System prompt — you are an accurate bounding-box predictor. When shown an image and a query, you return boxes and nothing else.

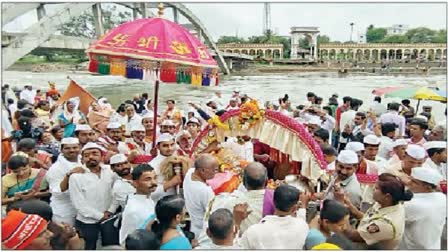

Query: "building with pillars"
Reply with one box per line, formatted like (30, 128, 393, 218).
(290, 26, 319, 60)
(318, 43, 447, 62)
(216, 43, 284, 59)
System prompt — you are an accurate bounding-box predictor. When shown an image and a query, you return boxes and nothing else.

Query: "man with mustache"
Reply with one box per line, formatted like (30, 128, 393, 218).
(126, 123, 152, 155)
(108, 154, 136, 214)
(119, 164, 158, 245)
(324, 150, 362, 209)
(68, 142, 115, 250)
(45, 137, 83, 226)
(98, 122, 128, 155)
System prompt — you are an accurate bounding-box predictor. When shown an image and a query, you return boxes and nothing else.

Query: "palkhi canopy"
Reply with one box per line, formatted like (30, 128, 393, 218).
(86, 4, 219, 148)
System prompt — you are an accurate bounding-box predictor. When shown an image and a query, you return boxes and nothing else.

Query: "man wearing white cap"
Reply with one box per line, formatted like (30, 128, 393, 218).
(323, 150, 362, 208)
(45, 137, 83, 226)
(176, 130, 192, 157)
(69, 142, 115, 250)
(399, 167, 446, 249)
(107, 153, 136, 214)
(98, 122, 128, 155)
(423, 141, 447, 178)
(226, 97, 239, 111)
(149, 133, 182, 203)
(160, 119, 177, 136)
(126, 123, 151, 155)
(74, 124, 96, 147)
(382, 144, 427, 185)
(363, 135, 387, 173)
(386, 139, 408, 167)
(186, 117, 201, 142)
(306, 116, 322, 134)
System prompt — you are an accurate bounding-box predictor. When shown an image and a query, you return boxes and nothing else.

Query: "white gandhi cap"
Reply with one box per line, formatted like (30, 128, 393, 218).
(345, 142, 365, 153)
(110, 154, 128, 165)
(363, 134, 380, 145)
(337, 150, 359, 164)
(75, 124, 92, 132)
(393, 139, 408, 148)
(81, 142, 106, 152)
(405, 144, 427, 160)
(423, 141, 446, 150)
(157, 133, 175, 144)
(411, 166, 443, 186)
(61, 137, 79, 145)
(107, 122, 121, 129)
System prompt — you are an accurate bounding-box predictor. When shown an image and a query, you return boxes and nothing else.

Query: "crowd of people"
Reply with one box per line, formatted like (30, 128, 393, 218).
(1, 82, 446, 250)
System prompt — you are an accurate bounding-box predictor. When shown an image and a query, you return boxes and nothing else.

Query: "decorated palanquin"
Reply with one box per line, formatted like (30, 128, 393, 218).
(190, 100, 328, 194)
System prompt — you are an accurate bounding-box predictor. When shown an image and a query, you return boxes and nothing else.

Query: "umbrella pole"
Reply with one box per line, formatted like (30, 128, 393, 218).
(416, 99, 421, 114)
(152, 68, 160, 149)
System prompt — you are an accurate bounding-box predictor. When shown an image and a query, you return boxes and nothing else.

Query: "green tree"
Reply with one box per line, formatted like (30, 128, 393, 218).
(381, 35, 409, 43)
(405, 27, 436, 43)
(432, 29, 447, 43)
(58, 5, 131, 39)
(299, 38, 310, 49)
(366, 25, 387, 43)
(317, 35, 330, 46)
(217, 36, 246, 44)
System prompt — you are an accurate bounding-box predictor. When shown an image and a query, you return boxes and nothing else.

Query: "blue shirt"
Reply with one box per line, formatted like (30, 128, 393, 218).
(304, 228, 327, 249)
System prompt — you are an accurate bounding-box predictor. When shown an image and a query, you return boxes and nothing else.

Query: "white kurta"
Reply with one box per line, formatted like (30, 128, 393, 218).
(45, 155, 82, 226)
(69, 165, 115, 224)
(183, 168, 215, 238)
(197, 189, 266, 247)
(221, 138, 254, 162)
(424, 158, 447, 178)
(238, 212, 309, 249)
(149, 154, 176, 203)
(400, 192, 447, 249)
(119, 194, 155, 245)
(108, 178, 136, 213)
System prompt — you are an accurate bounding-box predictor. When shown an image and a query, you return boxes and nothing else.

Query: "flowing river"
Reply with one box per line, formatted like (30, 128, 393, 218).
(3, 70, 446, 122)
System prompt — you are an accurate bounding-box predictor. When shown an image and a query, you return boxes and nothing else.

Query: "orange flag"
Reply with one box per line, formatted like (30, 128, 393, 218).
(57, 79, 97, 115)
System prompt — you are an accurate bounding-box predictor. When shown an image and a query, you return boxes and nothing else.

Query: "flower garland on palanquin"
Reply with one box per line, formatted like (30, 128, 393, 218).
(207, 100, 265, 131)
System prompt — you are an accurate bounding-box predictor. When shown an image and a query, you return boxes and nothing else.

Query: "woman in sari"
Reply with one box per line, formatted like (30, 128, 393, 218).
(2, 154, 49, 205)
(87, 101, 111, 134)
(58, 98, 86, 137)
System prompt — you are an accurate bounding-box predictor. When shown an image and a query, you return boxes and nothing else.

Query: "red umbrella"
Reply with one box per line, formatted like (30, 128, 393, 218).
(86, 4, 219, 148)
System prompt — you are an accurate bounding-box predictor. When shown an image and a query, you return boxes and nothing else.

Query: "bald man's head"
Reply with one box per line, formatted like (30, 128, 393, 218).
(243, 162, 268, 190)
(194, 154, 219, 180)
(207, 208, 234, 240)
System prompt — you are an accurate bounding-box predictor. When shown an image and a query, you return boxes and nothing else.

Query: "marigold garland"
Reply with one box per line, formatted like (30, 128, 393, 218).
(239, 100, 265, 130)
(207, 115, 230, 130)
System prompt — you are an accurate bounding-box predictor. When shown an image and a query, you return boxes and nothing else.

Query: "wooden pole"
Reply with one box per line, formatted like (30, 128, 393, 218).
(152, 68, 160, 149)
(416, 99, 421, 114)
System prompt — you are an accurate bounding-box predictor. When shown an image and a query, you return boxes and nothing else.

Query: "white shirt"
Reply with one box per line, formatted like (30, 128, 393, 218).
(148, 154, 176, 203)
(45, 155, 82, 222)
(108, 177, 136, 213)
(380, 111, 406, 136)
(400, 192, 447, 249)
(8, 103, 17, 118)
(119, 194, 155, 245)
(238, 213, 309, 249)
(339, 110, 356, 143)
(125, 114, 143, 134)
(69, 165, 115, 223)
(424, 158, 447, 178)
(195, 243, 241, 250)
(19, 89, 36, 104)
(110, 112, 128, 128)
(183, 168, 215, 238)
(221, 138, 254, 162)
(198, 189, 266, 247)
(378, 136, 395, 160)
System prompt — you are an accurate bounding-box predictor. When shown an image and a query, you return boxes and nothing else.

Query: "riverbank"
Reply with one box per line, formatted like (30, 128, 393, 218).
(7, 61, 447, 76)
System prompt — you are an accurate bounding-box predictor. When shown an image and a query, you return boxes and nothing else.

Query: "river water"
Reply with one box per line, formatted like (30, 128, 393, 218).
(3, 70, 447, 122)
